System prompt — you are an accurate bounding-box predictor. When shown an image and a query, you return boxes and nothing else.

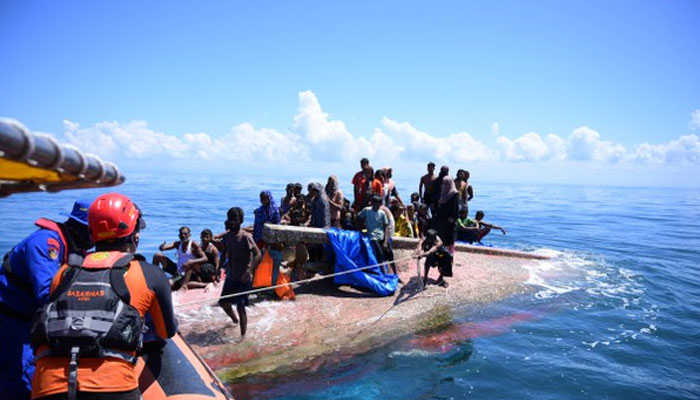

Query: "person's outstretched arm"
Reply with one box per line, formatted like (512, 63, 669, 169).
(158, 240, 178, 252)
(481, 221, 506, 234)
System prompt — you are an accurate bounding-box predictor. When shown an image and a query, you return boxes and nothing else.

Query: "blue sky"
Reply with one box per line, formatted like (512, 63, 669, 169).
(1, 1, 699, 186)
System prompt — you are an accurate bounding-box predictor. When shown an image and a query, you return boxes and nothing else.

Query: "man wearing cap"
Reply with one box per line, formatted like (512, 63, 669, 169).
(0, 200, 94, 400)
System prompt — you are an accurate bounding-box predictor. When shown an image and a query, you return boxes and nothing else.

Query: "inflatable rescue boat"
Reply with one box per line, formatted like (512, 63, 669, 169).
(0, 118, 235, 399)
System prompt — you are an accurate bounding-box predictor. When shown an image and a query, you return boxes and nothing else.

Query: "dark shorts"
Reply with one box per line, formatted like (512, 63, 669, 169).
(160, 256, 181, 278)
(369, 239, 385, 264)
(456, 229, 479, 244)
(193, 263, 216, 283)
(425, 247, 453, 277)
(219, 279, 251, 307)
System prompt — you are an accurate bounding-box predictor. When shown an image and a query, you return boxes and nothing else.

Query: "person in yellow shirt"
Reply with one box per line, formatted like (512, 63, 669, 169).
(390, 203, 414, 238)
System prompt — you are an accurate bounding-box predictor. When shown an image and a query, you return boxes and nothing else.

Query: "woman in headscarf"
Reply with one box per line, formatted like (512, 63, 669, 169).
(434, 176, 460, 253)
(253, 190, 280, 248)
(382, 166, 404, 206)
(306, 182, 330, 229)
(325, 175, 344, 228)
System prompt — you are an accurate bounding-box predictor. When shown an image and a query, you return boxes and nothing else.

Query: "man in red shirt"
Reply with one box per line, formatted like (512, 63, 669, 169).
(351, 158, 370, 212)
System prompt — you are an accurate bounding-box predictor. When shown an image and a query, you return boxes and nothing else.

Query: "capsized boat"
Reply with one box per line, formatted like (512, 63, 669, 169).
(0, 118, 234, 399)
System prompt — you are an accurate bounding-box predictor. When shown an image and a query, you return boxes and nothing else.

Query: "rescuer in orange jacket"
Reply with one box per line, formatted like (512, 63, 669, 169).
(31, 193, 178, 400)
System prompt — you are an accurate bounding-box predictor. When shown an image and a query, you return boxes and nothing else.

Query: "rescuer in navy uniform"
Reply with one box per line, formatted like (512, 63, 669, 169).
(0, 200, 94, 400)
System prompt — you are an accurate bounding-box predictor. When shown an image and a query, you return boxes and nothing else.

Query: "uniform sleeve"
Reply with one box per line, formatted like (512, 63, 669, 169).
(140, 261, 178, 338)
(25, 232, 63, 305)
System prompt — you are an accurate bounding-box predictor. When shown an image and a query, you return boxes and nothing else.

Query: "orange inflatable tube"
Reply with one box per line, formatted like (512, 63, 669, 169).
(136, 333, 234, 400)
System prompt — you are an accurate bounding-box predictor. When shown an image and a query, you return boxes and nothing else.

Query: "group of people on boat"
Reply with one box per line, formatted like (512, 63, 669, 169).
(248, 158, 506, 287)
(0, 158, 507, 400)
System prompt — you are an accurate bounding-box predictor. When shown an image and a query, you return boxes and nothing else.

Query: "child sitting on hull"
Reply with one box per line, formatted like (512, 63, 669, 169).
(456, 209, 507, 244)
(414, 228, 453, 288)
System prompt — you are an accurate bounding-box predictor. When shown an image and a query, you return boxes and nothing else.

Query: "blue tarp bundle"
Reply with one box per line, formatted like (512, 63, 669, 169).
(326, 228, 398, 296)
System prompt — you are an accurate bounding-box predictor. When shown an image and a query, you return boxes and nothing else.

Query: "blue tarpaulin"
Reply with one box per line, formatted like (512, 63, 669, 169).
(326, 228, 398, 296)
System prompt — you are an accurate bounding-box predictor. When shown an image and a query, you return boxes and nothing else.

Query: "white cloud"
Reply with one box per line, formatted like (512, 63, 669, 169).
(379, 118, 497, 163)
(292, 90, 373, 162)
(56, 91, 698, 169)
(690, 109, 700, 131)
(63, 120, 188, 160)
(184, 124, 308, 163)
(632, 134, 700, 165)
(497, 132, 567, 162)
(567, 127, 626, 163)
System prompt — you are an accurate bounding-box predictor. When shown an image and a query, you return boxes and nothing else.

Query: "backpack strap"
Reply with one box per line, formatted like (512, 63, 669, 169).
(109, 254, 135, 305)
(48, 267, 81, 303)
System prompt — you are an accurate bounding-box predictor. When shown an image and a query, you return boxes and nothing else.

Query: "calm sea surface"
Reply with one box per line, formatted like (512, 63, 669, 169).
(1, 172, 699, 399)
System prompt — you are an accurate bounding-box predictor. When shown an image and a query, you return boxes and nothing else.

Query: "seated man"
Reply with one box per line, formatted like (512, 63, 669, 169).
(152, 226, 207, 290)
(456, 209, 506, 244)
(181, 229, 220, 289)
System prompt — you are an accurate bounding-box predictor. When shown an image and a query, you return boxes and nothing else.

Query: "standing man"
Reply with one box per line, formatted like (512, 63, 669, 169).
(431, 165, 450, 216)
(357, 194, 391, 268)
(0, 200, 93, 400)
(419, 162, 437, 211)
(219, 207, 261, 338)
(30, 193, 178, 400)
(351, 157, 370, 212)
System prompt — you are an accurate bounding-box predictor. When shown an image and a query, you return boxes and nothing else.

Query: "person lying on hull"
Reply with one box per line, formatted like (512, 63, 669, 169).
(152, 226, 208, 290)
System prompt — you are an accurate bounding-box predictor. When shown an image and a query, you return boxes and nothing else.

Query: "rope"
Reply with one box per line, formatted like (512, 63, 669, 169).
(177, 255, 417, 308)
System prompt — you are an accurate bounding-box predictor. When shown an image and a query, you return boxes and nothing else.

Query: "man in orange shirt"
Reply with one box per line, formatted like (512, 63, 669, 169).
(31, 193, 177, 400)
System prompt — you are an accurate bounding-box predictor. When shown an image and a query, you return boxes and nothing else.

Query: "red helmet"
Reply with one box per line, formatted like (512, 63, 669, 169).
(88, 193, 144, 242)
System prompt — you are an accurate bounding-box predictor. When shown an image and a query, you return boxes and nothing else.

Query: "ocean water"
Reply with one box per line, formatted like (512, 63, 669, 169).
(1, 172, 699, 399)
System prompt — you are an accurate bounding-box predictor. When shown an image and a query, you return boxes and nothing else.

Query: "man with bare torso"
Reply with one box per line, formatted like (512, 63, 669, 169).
(419, 162, 438, 212)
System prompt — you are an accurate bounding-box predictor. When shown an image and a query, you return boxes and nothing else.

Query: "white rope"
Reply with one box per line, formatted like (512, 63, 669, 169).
(177, 255, 417, 308)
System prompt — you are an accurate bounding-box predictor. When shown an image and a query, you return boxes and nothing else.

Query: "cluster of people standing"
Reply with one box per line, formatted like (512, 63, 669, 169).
(250, 158, 506, 287)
